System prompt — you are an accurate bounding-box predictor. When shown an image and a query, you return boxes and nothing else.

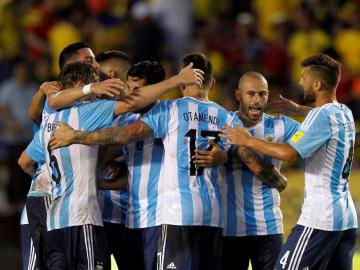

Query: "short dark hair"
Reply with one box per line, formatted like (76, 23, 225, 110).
(301, 54, 341, 90)
(127, 61, 165, 85)
(96, 50, 130, 64)
(181, 53, 213, 87)
(59, 42, 90, 71)
(59, 62, 99, 89)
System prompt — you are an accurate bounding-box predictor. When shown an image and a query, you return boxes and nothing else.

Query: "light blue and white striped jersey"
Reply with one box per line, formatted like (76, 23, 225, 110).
(26, 99, 54, 197)
(222, 113, 300, 236)
(43, 100, 117, 231)
(98, 111, 164, 229)
(289, 102, 358, 231)
(123, 112, 164, 228)
(32, 98, 53, 133)
(141, 97, 242, 227)
(98, 114, 130, 225)
(26, 132, 52, 197)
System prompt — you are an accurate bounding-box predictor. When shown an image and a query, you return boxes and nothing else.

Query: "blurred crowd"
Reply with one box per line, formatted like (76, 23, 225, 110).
(0, 0, 360, 241)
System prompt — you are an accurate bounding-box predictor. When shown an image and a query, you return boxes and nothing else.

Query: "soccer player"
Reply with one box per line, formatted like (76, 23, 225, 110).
(221, 54, 357, 270)
(44, 60, 203, 269)
(49, 53, 287, 270)
(19, 42, 121, 270)
(107, 61, 167, 270)
(95, 50, 131, 270)
(217, 72, 299, 270)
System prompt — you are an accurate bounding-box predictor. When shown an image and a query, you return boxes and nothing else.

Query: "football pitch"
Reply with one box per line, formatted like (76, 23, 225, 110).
(110, 252, 360, 269)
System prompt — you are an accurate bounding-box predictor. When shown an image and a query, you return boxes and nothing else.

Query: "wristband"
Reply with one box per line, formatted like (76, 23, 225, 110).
(82, 84, 92, 95)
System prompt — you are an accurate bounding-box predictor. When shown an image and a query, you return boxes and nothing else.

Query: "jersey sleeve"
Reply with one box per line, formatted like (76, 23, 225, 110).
(140, 100, 172, 138)
(281, 116, 300, 142)
(288, 108, 331, 158)
(26, 131, 45, 164)
(224, 112, 244, 152)
(79, 100, 117, 130)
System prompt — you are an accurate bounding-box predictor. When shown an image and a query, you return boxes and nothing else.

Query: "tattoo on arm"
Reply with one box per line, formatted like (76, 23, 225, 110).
(75, 120, 152, 146)
(236, 146, 287, 191)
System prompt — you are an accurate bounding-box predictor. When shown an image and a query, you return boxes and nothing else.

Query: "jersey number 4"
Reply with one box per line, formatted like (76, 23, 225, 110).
(342, 143, 354, 180)
(185, 129, 221, 176)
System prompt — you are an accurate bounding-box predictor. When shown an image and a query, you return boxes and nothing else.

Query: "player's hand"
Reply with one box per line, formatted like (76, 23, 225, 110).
(49, 121, 76, 149)
(220, 125, 251, 146)
(39, 81, 61, 96)
(267, 95, 301, 116)
(101, 159, 124, 180)
(90, 78, 127, 98)
(192, 140, 228, 167)
(177, 63, 204, 87)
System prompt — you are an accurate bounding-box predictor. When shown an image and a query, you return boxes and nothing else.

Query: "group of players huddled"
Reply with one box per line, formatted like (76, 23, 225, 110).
(18, 42, 359, 270)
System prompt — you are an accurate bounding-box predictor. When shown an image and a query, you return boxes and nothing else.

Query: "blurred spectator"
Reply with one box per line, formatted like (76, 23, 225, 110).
(22, 0, 57, 60)
(261, 15, 291, 87)
(252, 0, 297, 40)
(334, 5, 360, 74)
(47, 5, 83, 75)
(0, 58, 37, 207)
(130, 2, 164, 62)
(151, 0, 193, 60)
(288, 6, 330, 83)
(0, 1, 22, 58)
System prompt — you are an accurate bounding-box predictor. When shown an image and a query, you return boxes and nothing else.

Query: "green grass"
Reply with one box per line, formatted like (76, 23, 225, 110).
(111, 252, 360, 269)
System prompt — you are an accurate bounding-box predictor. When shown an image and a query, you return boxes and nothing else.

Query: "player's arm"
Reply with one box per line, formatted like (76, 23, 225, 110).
(113, 63, 204, 116)
(192, 140, 228, 167)
(47, 78, 126, 110)
(98, 175, 128, 191)
(49, 120, 153, 149)
(18, 151, 36, 176)
(221, 125, 298, 162)
(356, 132, 360, 147)
(267, 95, 312, 117)
(235, 146, 288, 192)
(28, 81, 61, 124)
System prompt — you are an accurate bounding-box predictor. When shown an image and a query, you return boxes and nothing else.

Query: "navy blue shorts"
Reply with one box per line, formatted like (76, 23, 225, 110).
(103, 222, 126, 270)
(21, 223, 36, 270)
(47, 225, 109, 270)
(157, 225, 223, 270)
(123, 225, 162, 270)
(275, 225, 356, 270)
(26, 196, 51, 270)
(223, 234, 283, 270)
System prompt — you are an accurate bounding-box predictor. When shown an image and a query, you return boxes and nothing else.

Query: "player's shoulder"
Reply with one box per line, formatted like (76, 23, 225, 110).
(114, 112, 140, 127)
(264, 113, 300, 125)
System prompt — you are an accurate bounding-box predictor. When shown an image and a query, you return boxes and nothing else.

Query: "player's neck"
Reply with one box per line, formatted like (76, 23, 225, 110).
(185, 93, 210, 102)
(314, 91, 337, 107)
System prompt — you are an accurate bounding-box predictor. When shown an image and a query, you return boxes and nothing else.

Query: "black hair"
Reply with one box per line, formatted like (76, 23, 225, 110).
(301, 54, 341, 90)
(59, 42, 90, 71)
(96, 50, 130, 65)
(181, 53, 213, 87)
(127, 61, 165, 85)
(59, 62, 99, 89)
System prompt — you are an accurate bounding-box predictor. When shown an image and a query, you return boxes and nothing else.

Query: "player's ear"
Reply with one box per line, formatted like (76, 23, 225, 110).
(235, 87, 241, 101)
(314, 79, 322, 91)
(109, 70, 117, 79)
(210, 78, 216, 90)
